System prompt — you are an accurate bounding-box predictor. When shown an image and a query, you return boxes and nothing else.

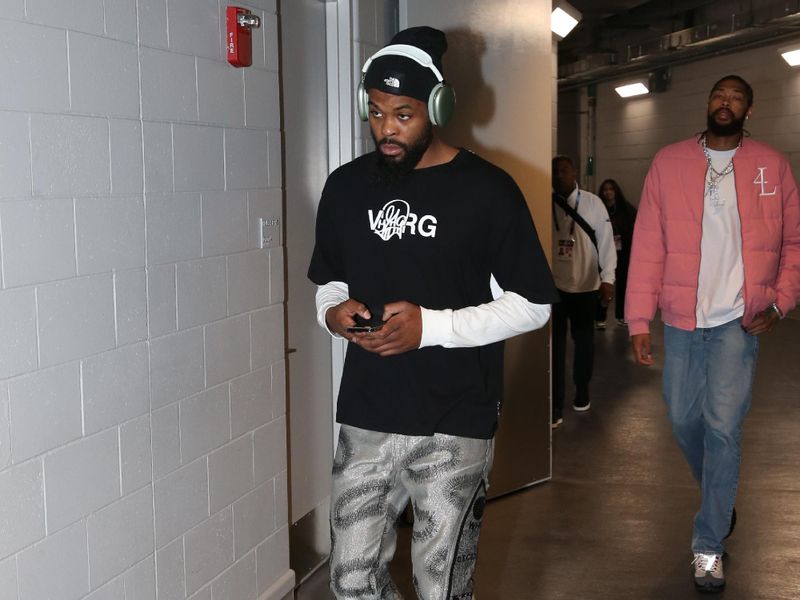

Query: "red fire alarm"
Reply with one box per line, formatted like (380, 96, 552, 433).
(226, 6, 261, 68)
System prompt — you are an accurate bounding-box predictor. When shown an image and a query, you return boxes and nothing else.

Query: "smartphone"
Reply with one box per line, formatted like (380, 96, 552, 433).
(347, 310, 384, 333)
(346, 324, 384, 333)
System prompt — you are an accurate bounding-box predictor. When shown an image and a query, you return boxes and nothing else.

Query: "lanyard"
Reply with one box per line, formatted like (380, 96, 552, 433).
(553, 189, 581, 236)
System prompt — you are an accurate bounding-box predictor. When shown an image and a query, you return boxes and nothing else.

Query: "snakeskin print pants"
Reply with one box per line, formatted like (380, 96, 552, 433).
(329, 424, 495, 600)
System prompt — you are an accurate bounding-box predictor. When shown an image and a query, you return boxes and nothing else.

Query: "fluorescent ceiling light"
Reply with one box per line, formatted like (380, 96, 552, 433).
(615, 82, 650, 98)
(551, 1, 581, 40)
(551, 7, 579, 38)
(780, 46, 800, 66)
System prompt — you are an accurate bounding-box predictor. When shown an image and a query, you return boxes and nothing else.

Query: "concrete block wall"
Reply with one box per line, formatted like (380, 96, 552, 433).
(0, 1, 291, 599)
(592, 40, 800, 205)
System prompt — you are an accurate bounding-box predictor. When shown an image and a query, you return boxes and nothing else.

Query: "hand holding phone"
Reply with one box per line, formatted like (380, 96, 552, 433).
(346, 310, 384, 334)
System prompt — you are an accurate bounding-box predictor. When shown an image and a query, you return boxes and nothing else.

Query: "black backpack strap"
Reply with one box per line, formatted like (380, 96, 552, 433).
(552, 193, 598, 251)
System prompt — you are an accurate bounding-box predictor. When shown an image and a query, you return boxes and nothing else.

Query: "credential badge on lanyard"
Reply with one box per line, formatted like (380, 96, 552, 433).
(557, 237, 575, 261)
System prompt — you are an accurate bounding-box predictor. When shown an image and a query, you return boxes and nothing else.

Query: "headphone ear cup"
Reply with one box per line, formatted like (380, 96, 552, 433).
(356, 81, 369, 121)
(428, 83, 456, 127)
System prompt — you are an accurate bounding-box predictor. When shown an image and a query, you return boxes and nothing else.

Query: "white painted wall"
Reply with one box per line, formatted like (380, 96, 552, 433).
(0, 1, 292, 599)
(283, 0, 333, 528)
(590, 40, 800, 205)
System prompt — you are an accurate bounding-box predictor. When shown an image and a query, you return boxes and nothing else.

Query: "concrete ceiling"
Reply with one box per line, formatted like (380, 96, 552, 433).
(556, 0, 800, 89)
(559, 0, 710, 59)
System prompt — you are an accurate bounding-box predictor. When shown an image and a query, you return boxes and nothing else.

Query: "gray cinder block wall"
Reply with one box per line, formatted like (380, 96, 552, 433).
(0, 1, 292, 599)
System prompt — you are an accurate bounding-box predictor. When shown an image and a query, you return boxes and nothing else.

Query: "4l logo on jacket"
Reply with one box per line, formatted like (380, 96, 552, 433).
(754, 167, 777, 197)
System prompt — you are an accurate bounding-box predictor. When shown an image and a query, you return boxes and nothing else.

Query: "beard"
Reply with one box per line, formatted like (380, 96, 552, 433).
(706, 109, 746, 137)
(372, 122, 433, 186)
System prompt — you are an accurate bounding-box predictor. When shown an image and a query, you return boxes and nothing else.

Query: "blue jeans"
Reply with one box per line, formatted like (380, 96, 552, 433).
(662, 318, 759, 554)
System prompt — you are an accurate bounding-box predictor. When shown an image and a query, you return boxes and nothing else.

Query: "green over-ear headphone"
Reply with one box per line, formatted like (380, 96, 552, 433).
(356, 43, 456, 127)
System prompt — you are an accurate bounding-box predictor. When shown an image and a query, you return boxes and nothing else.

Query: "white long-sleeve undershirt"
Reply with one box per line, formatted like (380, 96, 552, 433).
(315, 278, 551, 349)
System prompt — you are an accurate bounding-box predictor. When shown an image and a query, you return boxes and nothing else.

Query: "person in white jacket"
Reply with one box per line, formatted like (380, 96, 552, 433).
(551, 155, 617, 426)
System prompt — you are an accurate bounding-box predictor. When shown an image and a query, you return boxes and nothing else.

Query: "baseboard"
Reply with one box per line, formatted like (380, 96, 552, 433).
(258, 569, 296, 600)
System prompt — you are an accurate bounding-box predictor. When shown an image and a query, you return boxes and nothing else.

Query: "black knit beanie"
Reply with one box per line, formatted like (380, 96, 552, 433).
(363, 26, 448, 103)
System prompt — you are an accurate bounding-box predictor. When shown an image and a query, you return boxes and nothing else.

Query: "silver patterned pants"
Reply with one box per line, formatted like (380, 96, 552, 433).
(329, 424, 495, 600)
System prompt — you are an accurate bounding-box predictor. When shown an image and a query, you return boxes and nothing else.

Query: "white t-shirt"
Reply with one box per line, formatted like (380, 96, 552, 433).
(696, 147, 745, 327)
(551, 186, 616, 293)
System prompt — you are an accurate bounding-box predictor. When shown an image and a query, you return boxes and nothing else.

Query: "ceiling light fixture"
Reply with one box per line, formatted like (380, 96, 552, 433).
(551, 1, 582, 40)
(779, 44, 800, 66)
(614, 81, 650, 98)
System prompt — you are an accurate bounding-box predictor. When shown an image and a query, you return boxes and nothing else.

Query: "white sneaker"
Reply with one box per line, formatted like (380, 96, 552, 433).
(595, 321, 606, 330)
(692, 552, 725, 592)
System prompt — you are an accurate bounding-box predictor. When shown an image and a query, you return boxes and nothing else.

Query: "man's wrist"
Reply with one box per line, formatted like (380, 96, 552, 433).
(770, 302, 784, 319)
(320, 303, 343, 337)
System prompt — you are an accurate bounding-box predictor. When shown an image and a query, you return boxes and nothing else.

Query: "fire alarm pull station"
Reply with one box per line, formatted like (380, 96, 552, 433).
(226, 6, 261, 67)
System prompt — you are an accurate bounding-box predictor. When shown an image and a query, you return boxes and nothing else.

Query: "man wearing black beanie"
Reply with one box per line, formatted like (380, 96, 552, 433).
(308, 26, 557, 599)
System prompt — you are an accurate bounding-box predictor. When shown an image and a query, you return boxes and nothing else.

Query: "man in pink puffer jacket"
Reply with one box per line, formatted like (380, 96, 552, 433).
(626, 75, 800, 594)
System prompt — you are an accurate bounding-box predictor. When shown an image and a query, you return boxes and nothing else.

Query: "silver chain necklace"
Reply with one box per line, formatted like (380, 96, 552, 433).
(701, 135, 737, 207)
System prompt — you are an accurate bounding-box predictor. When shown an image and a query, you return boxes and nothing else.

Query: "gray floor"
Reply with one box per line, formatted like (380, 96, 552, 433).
(297, 313, 800, 599)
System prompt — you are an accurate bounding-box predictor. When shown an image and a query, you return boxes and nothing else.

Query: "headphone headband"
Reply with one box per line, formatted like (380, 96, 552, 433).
(356, 42, 454, 126)
(360, 44, 444, 83)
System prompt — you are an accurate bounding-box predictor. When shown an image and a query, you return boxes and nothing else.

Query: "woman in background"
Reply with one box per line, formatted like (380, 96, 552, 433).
(596, 178, 637, 328)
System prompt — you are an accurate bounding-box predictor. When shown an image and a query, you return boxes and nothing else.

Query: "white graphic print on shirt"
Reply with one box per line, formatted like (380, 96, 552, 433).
(368, 199, 438, 240)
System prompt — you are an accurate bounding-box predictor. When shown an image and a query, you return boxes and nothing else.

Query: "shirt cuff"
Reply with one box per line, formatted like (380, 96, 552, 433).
(420, 307, 454, 348)
(315, 282, 349, 338)
(600, 271, 616, 285)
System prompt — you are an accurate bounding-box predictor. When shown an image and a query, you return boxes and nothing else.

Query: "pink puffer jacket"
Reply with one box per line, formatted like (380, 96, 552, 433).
(626, 135, 800, 335)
